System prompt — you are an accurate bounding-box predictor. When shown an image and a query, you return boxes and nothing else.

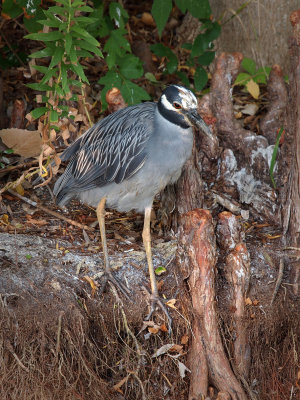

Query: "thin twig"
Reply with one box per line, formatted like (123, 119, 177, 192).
(7, 189, 94, 231)
(56, 311, 64, 356)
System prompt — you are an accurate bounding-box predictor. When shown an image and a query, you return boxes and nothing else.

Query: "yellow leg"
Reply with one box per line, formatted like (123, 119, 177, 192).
(96, 197, 110, 273)
(96, 197, 129, 296)
(142, 206, 158, 297)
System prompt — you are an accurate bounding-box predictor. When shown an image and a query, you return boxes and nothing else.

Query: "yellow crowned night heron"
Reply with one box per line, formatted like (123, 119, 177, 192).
(53, 85, 213, 328)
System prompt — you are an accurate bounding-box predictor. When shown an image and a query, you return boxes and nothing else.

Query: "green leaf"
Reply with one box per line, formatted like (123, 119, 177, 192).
(31, 107, 49, 119)
(61, 63, 68, 92)
(197, 51, 215, 66)
(2, 0, 23, 19)
(70, 63, 89, 83)
(50, 109, 59, 123)
(71, 25, 100, 47)
(29, 47, 55, 58)
(176, 71, 190, 88)
(109, 2, 128, 29)
(27, 82, 53, 91)
(69, 45, 78, 64)
(155, 266, 166, 276)
(151, 0, 172, 37)
(46, 6, 65, 14)
(191, 34, 210, 57)
(242, 57, 257, 75)
(205, 21, 221, 42)
(187, 0, 211, 19)
(175, 0, 187, 13)
(78, 40, 102, 57)
(119, 55, 143, 79)
(145, 72, 158, 83)
(150, 43, 178, 74)
(32, 65, 51, 74)
(37, 19, 62, 28)
(74, 16, 97, 24)
(77, 5, 94, 12)
(121, 80, 151, 105)
(49, 46, 64, 69)
(234, 72, 251, 86)
(41, 67, 57, 84)
(25, 31, 63, 42)
(99, 70, 122, 87)
(65, 33, 72, 55)
(194, 66, 208, 91)
(270, 127, 284, 189)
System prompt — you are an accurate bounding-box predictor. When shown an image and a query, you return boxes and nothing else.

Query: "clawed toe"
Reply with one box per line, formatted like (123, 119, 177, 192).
(97, 271, 131, 299)
(143, 287, 173, 334)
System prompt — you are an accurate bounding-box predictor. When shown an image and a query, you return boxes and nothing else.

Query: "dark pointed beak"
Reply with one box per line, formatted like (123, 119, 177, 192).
(186, 109, 214, 140)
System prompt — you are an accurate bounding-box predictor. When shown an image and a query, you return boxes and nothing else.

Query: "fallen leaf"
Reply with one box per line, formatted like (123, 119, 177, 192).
(26, 215, 47, 226)
(169, 344, 183, 354)
(113, 375, 129, 393)
(178, 361, 191, 378)
(181, 334, 189, 345)
(152, 343, 175, 358)
(166, 298, 177, 309)
(253, 299, 259, 306)
(82, 276, 98, 297)
(246, 79, 260, 99)
(0, 128, 42, 157)
(160, 324, 168, 332)
(241, 103, 259, 116)
(148, 326, 159, 334)
(245, 297, 252, 306)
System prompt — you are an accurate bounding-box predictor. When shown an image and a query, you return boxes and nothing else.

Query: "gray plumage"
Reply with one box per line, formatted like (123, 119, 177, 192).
(54, 85, 211, 212)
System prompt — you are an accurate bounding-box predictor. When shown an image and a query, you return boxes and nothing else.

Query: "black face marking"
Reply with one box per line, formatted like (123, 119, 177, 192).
(158, 86, 191, 129)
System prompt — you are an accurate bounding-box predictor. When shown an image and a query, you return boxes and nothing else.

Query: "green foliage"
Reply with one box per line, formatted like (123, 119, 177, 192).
(24, 0, 103, 124)
(235, 58, 271, 87)
(150, 0, 220, 92)
(270, 127, 284, 189)
(91, 2, 150, 107)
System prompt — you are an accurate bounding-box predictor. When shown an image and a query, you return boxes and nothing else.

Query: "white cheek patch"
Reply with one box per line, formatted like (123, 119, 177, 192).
(161, 93, 175, 111)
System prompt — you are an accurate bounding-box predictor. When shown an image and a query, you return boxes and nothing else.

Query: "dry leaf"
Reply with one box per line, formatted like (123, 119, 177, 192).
(245, 297, 253, 306)
(169, 344, 183, 354)
(0, 128, 42, 157)
(166, 298, 177, 309)
(241, 103, 259, 116)
(148, 327, 159, 334)
(141, 12, 155, 26)
(181, 334, 189, 345)
(246, 79, 260, 99)
(82, 276, 98, 297)
(178, 361, 191, 378)
(113, 375, 129, 393)
(152, 343, 175, 358)
(253, 299, 259, 306)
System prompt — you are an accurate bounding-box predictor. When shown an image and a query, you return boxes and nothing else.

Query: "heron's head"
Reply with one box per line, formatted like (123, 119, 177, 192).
(158, 85, 213, 139)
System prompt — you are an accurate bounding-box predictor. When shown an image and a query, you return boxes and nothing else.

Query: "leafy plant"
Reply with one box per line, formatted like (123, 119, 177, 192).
(2, 0, 44, 33)
(89, 2, 150, 107)
(151, 0, 220, 91)
(25, 0, 103, 126)
(234, 57, 271, 99)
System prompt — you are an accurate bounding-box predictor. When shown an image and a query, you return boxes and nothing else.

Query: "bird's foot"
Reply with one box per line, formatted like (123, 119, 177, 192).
(143, 286, 173, 335)
(95, 270, 131, 300)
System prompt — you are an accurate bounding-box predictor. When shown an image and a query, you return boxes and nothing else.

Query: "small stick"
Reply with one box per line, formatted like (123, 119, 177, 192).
(270, 259, 284, 305)
(7, 189, 94, 232)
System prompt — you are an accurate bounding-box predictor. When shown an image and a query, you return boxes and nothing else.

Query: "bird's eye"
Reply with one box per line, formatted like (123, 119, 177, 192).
(173, 102, 182, 109)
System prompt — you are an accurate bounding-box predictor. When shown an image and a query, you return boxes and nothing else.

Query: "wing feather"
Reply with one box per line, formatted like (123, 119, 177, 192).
(54, 102, 155, 202)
